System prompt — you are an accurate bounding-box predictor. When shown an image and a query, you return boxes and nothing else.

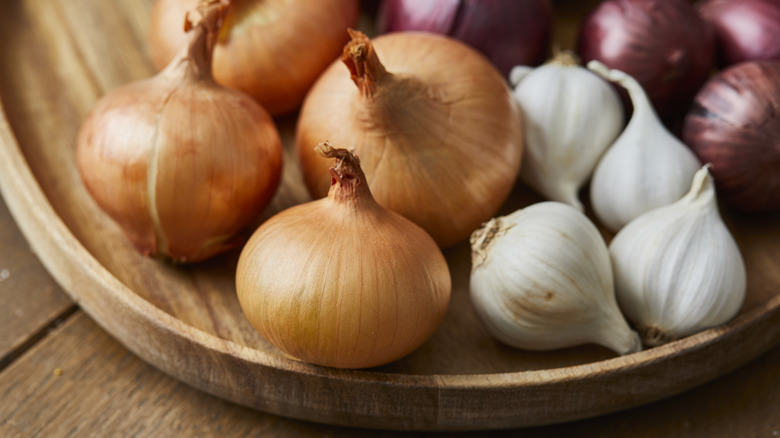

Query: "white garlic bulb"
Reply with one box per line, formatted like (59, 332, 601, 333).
(510, 53, 624, 210)
(588, 60, 701, 232)
(469, 202, 641, 355)
(610, 166, 747, 346)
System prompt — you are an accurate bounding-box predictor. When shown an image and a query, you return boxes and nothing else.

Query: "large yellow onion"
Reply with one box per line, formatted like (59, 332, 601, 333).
(77, 1, 283, 263)
(236, 143, 451, 369)
(295, 30, 523, 248)
(148, 0, 359, 116)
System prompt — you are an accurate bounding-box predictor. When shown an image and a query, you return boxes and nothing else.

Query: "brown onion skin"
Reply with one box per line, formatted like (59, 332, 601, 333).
(683, 61, 780, 212)
(78, 5, 283, 263)
(377, 0, 552, 77)
(236, 145, 451, 369)
(578, 0, 715, 117)
(698, 0, 780, 67)
(148, 0, 359, 116)
(295, 32, 523, 249)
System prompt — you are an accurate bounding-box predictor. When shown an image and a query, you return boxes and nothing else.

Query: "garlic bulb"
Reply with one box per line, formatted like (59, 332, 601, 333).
(610, 166, 747, 346)
(469, 202, 641, 355)
(510, 52, 624, 210)
(588, 60, 701, 232)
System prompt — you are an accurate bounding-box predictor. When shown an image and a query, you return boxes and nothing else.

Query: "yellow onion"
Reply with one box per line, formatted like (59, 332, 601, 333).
(295, 30, 523, 248)
(236, 142, 451, 369)
(148, 0, 359, 116)
(77, 0, 283, 263)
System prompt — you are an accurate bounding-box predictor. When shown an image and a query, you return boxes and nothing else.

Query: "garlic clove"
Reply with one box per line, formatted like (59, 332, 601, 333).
(609, 165, 747, 346)
(470, 202, 641, 355)
(588, 60, 701, 232)
(510, 53, 624, 211)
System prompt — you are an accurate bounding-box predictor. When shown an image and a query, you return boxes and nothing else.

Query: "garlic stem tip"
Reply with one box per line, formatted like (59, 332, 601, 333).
(586, 60, 630, 87)
(586, 60, 608, 76)
(470, 217, 502, 250)
(548, 50, 580, 67)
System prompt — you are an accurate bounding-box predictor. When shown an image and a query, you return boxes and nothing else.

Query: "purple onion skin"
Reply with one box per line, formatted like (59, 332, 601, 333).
(578, 0, 715, 118)
(683, 61, 780, 212)
(699, 0, 780, 67)
(378, 0, 460, 33)
(377, 0, 552, 77)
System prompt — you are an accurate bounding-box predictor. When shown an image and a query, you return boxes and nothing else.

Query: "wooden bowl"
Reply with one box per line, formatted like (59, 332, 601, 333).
(1, 0, 778, 431)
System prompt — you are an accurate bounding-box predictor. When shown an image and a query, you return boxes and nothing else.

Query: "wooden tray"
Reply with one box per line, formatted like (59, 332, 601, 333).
(1, 0, 779, 431)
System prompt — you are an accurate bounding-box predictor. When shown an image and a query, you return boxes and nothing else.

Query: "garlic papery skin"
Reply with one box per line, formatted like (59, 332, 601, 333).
(588, 60, 701, 232)
(469, 202, 641, 355)
(510, 53, 624, 210)
(609, 166, 747, 346)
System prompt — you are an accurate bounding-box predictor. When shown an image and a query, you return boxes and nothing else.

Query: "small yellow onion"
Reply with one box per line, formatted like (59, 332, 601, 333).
(236, 143, 451, 369)
(295, 30, 524, 248)
(148, 0, 359, 116)
(77, 0, 283, 263)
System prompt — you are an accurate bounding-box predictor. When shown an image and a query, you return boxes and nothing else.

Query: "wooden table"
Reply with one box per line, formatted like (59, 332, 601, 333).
(1, 192, 779, 437)
(2, 0, 780, 435)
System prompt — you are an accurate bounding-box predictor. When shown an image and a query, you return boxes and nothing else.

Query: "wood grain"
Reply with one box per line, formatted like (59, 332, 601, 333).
(0, 310, 778, 437)
(0, 0, 779, 431)
(0, 197, 75, 369)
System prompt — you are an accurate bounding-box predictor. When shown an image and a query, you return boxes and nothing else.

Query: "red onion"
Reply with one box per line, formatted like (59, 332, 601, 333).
(682, 61, 780, 212)
(698, 0, 780, 66)
(377, 0, 552, 77)
(578, 0, 715, 117)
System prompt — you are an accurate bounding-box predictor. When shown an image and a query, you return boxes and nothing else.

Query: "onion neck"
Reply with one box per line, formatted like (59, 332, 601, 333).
(342, 29, 389, 98)
(316, 142, 374, 204)
(162, 0, 231, 82)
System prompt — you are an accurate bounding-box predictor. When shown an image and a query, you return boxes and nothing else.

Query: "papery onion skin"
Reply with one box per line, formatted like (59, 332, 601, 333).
(683, 61, 780, 212)
(699, 0, 780, 66)
(578, 0, 715, 117)
(377, 0, 552, 77)
(149, 0, 359, 116)
(295, 31, 523, 249)
(236, 143, 451, 369)
(77, 2, 283, 263)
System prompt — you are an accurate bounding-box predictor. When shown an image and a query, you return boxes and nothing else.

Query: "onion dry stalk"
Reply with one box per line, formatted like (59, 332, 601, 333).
(236, 142, 451, 369)
(77, 0, 283, 263)
(149, 0, 359, 116)
(295, 30, 523, 248)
